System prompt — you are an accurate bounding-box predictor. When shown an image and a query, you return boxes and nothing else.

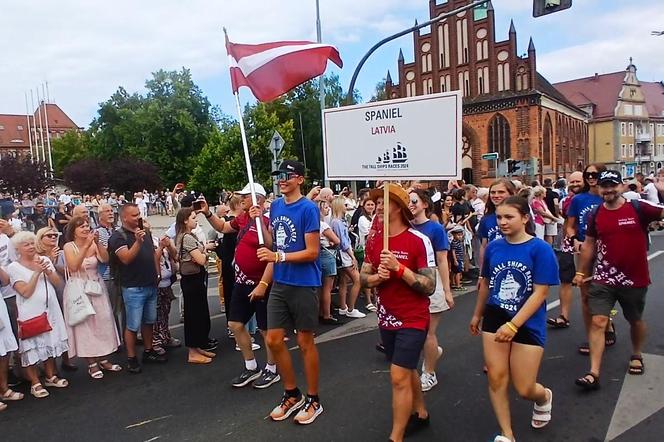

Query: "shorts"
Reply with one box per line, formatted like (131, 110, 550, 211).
(122, 286, 158, 332)
(339, 249, 353, 268)
(535, 223, 545, 240)
(429, 272, 450, 314)
(481, 304, 544, 347)
(451, 261, 464, 274)
(379, 328, 427, 370)
(228, 283, 268, 331)
(587, 284, 647, 322)
(556, 251, 575, 284)
(545, 223, 558, 236)
(267, 282, 320, 331)
(320, 248, 337, 278)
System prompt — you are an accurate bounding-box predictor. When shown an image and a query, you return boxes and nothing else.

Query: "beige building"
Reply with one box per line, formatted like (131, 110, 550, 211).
(555, 60, 664, 177)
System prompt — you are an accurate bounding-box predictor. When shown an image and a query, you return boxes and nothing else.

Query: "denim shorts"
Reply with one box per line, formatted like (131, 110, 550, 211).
(320, 248, 337, 278)
(122, 286, 158, 332)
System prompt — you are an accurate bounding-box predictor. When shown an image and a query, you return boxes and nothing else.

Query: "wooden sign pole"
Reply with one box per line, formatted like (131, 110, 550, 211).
(383, 182, 390, 251)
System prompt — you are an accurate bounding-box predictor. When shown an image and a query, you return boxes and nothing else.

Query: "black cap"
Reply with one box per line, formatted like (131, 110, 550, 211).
(271, 160, 305, 177)
(598, 170, 622, 185)
(180, 194, 197, 208)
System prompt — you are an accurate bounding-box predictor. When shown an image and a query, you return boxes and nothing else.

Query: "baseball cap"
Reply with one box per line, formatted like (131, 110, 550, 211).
(450, 225, 465, 234)
(598, 170, 622, 185)
(271, 160, 305, 177)
(236, 183, 267, 197)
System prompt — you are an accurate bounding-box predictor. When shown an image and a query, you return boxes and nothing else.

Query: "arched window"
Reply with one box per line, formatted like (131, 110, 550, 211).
(488, 114, 511, 160)
(543, 114, 552, 166)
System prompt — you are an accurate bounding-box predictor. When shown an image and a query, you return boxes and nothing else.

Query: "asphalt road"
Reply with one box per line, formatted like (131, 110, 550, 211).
(3, 236, 664, 442)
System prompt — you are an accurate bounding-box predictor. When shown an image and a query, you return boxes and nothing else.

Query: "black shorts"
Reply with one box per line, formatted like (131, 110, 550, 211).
(228, 283, 269, 331)
(588, 283, 647, 322)
(481, 304, 543, 347)
(556, 251, 575, 284)
(379, 328, 427, 370)
(267, 283, 320, 331)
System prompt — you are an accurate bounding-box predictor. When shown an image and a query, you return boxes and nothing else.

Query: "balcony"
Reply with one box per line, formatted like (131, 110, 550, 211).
(636, 132, 652, 143)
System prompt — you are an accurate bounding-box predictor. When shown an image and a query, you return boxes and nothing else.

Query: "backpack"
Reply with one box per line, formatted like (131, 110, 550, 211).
(586, 199, 650, 250)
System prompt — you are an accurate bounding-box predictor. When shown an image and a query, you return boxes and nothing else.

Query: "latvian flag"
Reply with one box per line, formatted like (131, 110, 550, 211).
(226, 37, 343, 102)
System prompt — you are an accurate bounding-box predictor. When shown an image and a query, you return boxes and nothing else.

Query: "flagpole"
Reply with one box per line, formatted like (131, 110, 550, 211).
(24, 92, 34, 162)
(30, 90, 39, 162)
(316, 0, 329, 188)
(225, 28, 265, 245)
(36, 88, 47, 167)
(42, 83, 54, 177)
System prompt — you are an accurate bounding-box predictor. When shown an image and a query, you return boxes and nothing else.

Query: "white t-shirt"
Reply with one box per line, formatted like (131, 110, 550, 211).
(0, 234, 18, 299)
(59, 194, 72, 205)
(643, 182, 660, 204)
(319, 221, 333, 248)
(358, 215, 373, 246)
(622, 191, 641, 200)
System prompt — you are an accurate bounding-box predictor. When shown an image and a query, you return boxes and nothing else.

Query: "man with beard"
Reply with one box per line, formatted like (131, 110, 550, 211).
(547, 171, 583, 329)
(573, 171, 664, 390)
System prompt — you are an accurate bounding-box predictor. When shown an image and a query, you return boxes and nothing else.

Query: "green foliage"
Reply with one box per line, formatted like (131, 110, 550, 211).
(370, 78, 388, 102)
(89, 69, 214, 186)
(63, 157, 161, 195)
(51, 130, 92, 175)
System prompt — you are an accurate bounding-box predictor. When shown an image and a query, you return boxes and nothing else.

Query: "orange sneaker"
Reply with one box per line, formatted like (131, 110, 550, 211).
(294, 397, 324, 425)
(269, 393, 305, 421)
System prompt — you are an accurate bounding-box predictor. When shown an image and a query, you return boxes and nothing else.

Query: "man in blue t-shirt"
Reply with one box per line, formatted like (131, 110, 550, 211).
(257, 160, 323, 425)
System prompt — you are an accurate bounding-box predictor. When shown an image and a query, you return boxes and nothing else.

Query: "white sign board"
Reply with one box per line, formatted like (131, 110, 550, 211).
(323, 91, 462, 180)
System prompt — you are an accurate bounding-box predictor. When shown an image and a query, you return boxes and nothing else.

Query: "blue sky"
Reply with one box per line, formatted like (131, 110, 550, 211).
(1, 0, 662, 127)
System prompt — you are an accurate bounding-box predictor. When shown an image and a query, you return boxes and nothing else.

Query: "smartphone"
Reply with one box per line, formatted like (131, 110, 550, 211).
(138, 218, 144, 230)
(192, 200, 203, 211)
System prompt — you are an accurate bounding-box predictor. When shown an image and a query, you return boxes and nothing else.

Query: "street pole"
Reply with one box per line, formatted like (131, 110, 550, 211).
(316, 0, 330, 188)
(299, 112, 307, 170)
(345, 0, 489, 104)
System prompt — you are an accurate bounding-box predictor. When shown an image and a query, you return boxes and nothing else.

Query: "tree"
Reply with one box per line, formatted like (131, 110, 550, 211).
(370, 78, 388, 102)
(63, 158, 107, 194)
(63, 157, 161, 195)
(0, 156, 53, 195)
(189, 106, 295, 199)
(89, 69, 215, 186)
(51, 130, 93, 175)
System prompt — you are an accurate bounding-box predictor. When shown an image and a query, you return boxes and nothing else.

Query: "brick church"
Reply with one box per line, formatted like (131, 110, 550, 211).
(384, 0, 588, 185)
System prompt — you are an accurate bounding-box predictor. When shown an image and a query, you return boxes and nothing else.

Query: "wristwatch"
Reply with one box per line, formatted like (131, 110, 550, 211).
(204, 211, 213, 219)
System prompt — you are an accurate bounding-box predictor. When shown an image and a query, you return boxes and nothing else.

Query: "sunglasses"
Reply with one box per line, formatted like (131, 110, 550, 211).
(273, 172, 299, 182)
(410, 198, 420, 205)
(584, 172, 599, 179)
(44, 233, 58, 239)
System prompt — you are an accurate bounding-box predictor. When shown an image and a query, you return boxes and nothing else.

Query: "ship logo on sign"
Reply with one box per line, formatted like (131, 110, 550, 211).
(366, 143, 409, 170)
(376, 143, 408, 164)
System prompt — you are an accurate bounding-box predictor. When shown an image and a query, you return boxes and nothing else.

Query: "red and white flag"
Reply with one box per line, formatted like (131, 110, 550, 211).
(226, 37, 343, 102)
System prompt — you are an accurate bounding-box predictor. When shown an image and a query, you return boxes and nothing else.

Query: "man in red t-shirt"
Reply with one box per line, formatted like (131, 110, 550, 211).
(220, 183, 279, 390)
(360, 183, 436, 441)
(574, 170, 664, 389)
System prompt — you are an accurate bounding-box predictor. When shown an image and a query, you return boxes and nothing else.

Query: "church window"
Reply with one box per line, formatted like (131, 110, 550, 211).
(488, 114, 511, 160)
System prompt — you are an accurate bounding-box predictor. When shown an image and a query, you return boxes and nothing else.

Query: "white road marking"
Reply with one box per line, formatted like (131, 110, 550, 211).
(125, 415, 173, 429)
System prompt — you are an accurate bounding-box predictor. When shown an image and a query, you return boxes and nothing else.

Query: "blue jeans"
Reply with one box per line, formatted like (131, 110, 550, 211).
(122, 286, 158, 332)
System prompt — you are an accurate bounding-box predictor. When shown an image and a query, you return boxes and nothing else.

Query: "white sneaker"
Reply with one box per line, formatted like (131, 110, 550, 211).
(338, 308, 349, 316)
(345, 309, 366, 319)
(421, 371, 438, 392)
(235, 338, 261, 352)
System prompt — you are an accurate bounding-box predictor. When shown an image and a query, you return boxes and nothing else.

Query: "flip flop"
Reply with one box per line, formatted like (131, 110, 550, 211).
(188, 356, 212, 364)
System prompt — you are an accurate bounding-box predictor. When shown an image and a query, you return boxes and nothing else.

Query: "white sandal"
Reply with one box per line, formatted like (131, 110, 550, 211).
(1, 389, 24, 401)
(99, 360, 122, 372)
(494, 436, 515, 442)
(45, 375, 70, 388)
(30, 383, 50, 398)
(532, 388, 553, 429)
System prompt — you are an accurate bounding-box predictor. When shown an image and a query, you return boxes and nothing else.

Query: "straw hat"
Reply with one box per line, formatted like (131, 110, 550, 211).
(368, 183, 414, 221)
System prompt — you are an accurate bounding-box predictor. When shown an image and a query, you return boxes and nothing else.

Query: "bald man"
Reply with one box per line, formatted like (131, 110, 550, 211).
(547, 171, 583, 328)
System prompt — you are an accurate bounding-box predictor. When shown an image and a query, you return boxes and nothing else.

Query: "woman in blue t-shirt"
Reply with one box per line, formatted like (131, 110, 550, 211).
(470, 196, 560, 442)
(565, 163, 613, 354)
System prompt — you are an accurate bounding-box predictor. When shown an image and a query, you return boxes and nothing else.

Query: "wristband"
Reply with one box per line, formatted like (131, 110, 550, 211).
(395, 263, 405, 279)
(279, 251, 286, 262)
(505, 321, 519, 334)
(575, 271, 585, 277)
(205, 211, 213, 218)
(258, 280, 269, 288)
(274, 252, 279, 263)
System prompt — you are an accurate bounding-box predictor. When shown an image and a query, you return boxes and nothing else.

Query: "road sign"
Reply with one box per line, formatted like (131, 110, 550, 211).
(323, 91, 462, 180)
(533, 0, 572, 17)
(270, 130, 285, 196)
(482, 152, 499, 160)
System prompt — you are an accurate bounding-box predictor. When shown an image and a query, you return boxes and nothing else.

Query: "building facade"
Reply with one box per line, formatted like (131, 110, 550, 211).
(384, 0, 588, 185)
(0, 103, 80, 160)
(554, 60, 664, 177)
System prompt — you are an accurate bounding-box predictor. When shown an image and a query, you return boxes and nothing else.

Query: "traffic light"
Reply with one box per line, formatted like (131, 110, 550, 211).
(507, 159, 523, 175)
(533, 0, 572, 17)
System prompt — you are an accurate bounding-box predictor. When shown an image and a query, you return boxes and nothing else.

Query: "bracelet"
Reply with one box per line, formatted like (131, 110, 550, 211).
(279, 251, 286, 263)
(204, 211, 213, 218)
(575, 271, 585, 277)
(274, 252, 279, 263)
(258, 280, 269, 288)
(505, 321, 519, 333)
(395, 263, 405, 279)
